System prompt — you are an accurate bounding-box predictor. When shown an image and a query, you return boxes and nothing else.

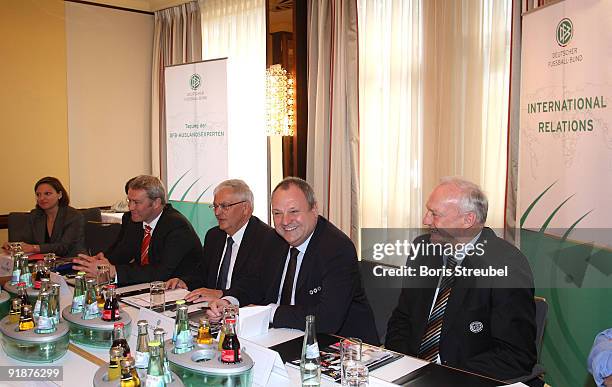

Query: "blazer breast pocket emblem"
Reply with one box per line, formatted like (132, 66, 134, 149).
(469, 321, 483, 333)
(309, 286, 322, 295)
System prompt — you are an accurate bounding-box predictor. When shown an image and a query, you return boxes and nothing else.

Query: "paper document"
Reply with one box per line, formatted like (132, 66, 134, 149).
(122, 288, 190, 308)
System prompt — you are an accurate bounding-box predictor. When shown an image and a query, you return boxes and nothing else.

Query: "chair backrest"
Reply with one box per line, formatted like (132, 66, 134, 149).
(84, 221, 121, 255)
(534, 296, 549, 361)
(359, 260, 403, 344)
(78, 207, 102, 223)
(7, 212, 30, 242)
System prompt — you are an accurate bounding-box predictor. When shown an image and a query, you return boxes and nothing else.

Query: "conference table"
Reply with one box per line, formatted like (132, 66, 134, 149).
(0, 265, 513, 386)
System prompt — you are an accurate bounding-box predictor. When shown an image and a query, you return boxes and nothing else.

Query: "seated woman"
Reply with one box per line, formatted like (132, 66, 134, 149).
(3, 176, 86, 257)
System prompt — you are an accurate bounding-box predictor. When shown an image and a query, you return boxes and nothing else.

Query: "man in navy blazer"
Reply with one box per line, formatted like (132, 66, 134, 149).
(73, 175, 202, 286)
(210, 177, 379, 345)
(385, 178, 537, 382)
(165, 179, 285, 302)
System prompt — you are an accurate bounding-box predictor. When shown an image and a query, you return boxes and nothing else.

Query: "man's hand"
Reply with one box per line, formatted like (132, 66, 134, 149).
(185, 288, 222, 303)
(207, 298, 230, 321)
(2, 242, 11, 252)
(604, 375, 612, 387)
(165, 278, 187, 290)
(72, 253, 117, 279)
(19, 243, 38, 254)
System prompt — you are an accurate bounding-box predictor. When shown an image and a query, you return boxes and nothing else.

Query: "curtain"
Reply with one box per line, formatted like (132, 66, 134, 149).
(198, 0, 267, 215)
(358, 0, 512, 231)
(151, 2, 202, 180)
(358, 0, 424, 229)
(306, 0, 360, 241)
(421, 0, 512, 229)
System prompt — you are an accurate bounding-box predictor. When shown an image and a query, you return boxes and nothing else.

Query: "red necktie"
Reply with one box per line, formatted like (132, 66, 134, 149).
(140, 225, 152, 265)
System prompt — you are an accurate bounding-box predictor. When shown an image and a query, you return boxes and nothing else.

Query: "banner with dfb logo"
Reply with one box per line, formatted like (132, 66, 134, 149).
(518, 1, 611, 386)
(164, 59, 229, 242)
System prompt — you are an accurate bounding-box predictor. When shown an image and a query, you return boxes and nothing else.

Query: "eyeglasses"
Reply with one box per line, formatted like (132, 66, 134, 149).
(209, 200, 247, 211)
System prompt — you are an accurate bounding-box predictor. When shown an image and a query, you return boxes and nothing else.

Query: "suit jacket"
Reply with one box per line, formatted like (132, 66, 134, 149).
(248, 216, 379, 345)
(15, 206, 86, 257)
(108, 204, 203, 286)
(184, 215, 277, 291)
(385, 227, 537, 381)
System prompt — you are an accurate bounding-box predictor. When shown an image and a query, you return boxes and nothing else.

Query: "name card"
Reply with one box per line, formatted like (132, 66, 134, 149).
(240, 338, 287, 386)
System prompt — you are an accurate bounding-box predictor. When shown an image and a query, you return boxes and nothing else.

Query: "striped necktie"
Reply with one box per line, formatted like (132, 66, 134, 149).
(418, 256, 458, 362)
(140, 225, 152, 265)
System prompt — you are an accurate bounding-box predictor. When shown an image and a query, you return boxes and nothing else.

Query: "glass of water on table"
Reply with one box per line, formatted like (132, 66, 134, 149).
(341, 337, 363, 386)
(150, 281, 165, 313)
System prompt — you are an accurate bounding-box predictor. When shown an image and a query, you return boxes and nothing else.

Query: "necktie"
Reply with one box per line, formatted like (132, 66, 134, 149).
(140, 225, 152, 265)
(280, 248, 300, 305)
(216, 236, 234, 290)
(418, 256, 458, 362)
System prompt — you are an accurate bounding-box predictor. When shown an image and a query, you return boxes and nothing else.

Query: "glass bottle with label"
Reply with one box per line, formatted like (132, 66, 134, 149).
(19, 256, 32, 287)
(71, 273, 86, 313)
(300, 315, 321, 386)
(33, 278, 50, 319)
(82, 279, 101, 320)
(119, 358, 139, 387)
(171, 299, 185, 343)
(10, 252, 23, 285)
(102, 285, 120, 321)
(9, 298, 22, 324)
(221, 318, 241, 364)
(35, 291, 56, 334)
(17, 282, 30, 306)
(145, 341, 165, 387)
(112, 322, 131, 358)
(49, 283, 61, 325)
(134, 320, 150, 376)
(19, 304, 35, 331)
(108, 346, 124, 381)
(33, 261, 50, 289)
(217, 305, 237, 350)
(173, 304, 193, 354)
(196, 317, 213, 346)
(153, 328, 172, 384)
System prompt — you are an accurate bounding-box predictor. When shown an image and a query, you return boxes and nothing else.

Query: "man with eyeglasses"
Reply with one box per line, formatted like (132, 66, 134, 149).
(73, 175, 203, 286)
(166, 179, 286, 303)
(208, 177, 379, 345)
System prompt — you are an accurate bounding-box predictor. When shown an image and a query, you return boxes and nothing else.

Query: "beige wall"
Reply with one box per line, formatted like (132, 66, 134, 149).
(65, 2, 154, 208)
(0, 1, 69, 223)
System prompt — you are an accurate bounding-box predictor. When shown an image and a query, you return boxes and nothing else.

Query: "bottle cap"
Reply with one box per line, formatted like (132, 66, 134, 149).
(176, 299, 186, 305)
(77, 271, 86, 276)
(113, 322, 125, 328)
(137, 320, 148, 327)
(148, 341, 161, 347)
(17, 282, 26, 287)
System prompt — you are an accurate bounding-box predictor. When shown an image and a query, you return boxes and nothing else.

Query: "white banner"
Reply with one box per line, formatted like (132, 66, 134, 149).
(164, 59, 229, 239)
(517, 0, 612, 239)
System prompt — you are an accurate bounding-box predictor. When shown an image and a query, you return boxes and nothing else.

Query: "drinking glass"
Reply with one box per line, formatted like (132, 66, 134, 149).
(345, 363, 369, 387)
(96, 264, 111, 286)
(341, 338, 362, 386)
(43, 253, 57, 271)
(150, 281, 166, 313)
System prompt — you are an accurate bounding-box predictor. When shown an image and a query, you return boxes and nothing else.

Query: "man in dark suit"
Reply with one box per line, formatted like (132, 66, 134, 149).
(210, 177, 379, 345)
(73, 175, 202, 286)
(385, 178, 537, 382)
(165, 179, 285, 302)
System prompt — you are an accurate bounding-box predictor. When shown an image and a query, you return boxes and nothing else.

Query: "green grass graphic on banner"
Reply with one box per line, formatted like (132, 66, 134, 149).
(520, 184, 612, 387)
(168, 174, 217, 243)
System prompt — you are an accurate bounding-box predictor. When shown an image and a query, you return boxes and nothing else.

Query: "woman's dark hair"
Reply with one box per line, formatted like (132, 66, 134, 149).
(34, 176, 70, 207)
